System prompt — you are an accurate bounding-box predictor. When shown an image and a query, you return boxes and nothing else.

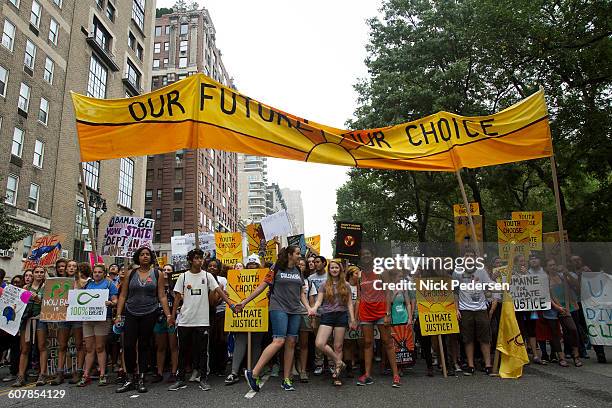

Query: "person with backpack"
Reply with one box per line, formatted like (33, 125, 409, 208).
(77, 264, 118, 386)
(239, 245, 313, 392)
(115, 246, 173, 393)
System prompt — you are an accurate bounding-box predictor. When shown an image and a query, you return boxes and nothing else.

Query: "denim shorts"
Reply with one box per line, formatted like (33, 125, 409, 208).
(319, 311, 348, 328)
(57, 321, 83, 330)
(360, 317, 385, 325)
(269, 310, 301, 339)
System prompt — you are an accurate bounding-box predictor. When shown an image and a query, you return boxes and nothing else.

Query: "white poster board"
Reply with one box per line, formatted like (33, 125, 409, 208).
(510, 273, 551, 311)
(581, 272, 612, 346)
(66, 289, 109, 321)
(261, 210, 292, 240)
(0, 285, 32, 335)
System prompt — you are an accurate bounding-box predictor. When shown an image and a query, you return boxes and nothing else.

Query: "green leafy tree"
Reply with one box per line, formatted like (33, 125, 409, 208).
(0, 202, 32, 250)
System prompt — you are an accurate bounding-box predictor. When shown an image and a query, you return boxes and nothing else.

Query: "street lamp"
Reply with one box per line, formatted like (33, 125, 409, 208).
(88, 193, 107, 242)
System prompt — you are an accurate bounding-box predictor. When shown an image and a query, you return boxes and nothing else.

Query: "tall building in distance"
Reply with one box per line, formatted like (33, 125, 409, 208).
(146, 7, 238, 259)
(237, 154, 268, 223)
(0, 0, 155, 274)
(281, 188, 304, 235)
(266, 183, 287, 215)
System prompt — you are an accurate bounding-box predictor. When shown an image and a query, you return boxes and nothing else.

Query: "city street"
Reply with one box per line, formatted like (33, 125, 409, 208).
(1, 350, 610, 408)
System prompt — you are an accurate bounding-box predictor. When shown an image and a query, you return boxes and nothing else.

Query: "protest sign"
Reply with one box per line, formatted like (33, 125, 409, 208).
(224, 268, 268, 332)
(41, 277, 72, 322)
(454, 215, 484, 255)
(416, 277, 460, 335)
(102, 216, 154, 258)
(288, 234, 307, 255)
(246, 224, 277, 264)
(391, 324, 415, 366)
(215, 232, 243, 267)
(88, 253, 104, 267)
(23, 234, 65, 270)
(0, 285, 32, 335)
(66, 289, 109, 321)
(260, 210, 292, 240)
(335, 222, 363, 259)
(497, 219, 531, 260)
(345, 325, 380, 340)
(46, 323, 77, 375)
(581, 272, 612, 346)
(509, 273, 551, 311)
(511, 211, 543, 250)
(453, 202, 480, 217)
(171, 233, 215, 270)
(306, 235, 321, 254)
(542, 231, 570, 266)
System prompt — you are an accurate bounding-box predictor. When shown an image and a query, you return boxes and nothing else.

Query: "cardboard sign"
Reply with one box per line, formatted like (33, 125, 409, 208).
(260, 210, 292, 240)
(454, 215, 484, 255)
(509, 273, 551, 311)
(497, 219, 531, 260)
(66, 289, 109, 321)
(511, 211, 542, 250)
(288, 234, 307, 255)
(542, 231, 570, 266)
(46, 323, 77, 375)
(335, 222, 363, 259)
(246, 224, 277, 265)
(0, 285, 32, 335)
(40, 277, 73, 322)
(581, 272, 612, 346)
(305, 235, 321, 255)
(215, 232, 243, 267)
(345, 325, 380, 340)
(23, 234, 65, 270)
(416, 277, 460, 335)
(101, 216, 155, 257)
(171, 233, 215, 271)
(224, 268, 268, 332)
(453, 202, 480, 217)
(391, 324, 415, 366)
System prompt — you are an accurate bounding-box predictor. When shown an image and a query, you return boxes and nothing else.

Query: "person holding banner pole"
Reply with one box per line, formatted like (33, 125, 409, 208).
(240, 246, 313, 392)
(77, 264, 119, 386)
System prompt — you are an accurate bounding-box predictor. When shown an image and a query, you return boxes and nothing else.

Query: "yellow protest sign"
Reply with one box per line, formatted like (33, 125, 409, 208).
(453, 202, 480, 217)
(497, 220, 532, 260)
(224, 268, 269, 332)
(511, 211, 542, 250)
(214, 232, 242, 267)
(305, 235, 321, 254)
(454, 215, 484, 254)
(542, 230, 570, 265)
(72, 74, 553, 171)
(415, 277, 460, 336)
(246, 224, 277, 265)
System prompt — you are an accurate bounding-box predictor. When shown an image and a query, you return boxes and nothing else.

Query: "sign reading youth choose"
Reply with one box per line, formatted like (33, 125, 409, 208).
(225, 268, 268, 332)
(102, 216, 154, 258)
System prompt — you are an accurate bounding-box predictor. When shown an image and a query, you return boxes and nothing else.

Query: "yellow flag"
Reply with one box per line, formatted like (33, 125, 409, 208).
(496, 294, 529, 378)
(71, 73, 553, 171)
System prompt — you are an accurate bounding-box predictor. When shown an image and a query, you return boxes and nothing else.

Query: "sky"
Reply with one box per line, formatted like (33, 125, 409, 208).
(157, 0, 382, 256)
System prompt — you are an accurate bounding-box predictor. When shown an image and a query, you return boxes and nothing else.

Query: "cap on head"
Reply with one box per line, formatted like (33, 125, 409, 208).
(246, 253, 261, 267)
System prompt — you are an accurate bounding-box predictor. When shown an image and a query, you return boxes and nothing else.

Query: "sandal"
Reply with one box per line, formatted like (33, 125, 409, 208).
(533, 357, 547, 365)
(558, 359, 569, 367)
(335, 361, 346, 378)
(333, 377, 342, 386)
(573, 358, 583, 367)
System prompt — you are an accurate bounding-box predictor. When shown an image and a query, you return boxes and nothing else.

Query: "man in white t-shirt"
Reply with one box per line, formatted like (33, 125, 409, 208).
(168, 249, 235, 392)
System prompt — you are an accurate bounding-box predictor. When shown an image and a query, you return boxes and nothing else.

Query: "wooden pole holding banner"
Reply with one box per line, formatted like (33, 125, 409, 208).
(79, 164, 99, 259)
(247, 332, 252, 370)
(437, 335, 447, 378)
(454, 169, 480, 257)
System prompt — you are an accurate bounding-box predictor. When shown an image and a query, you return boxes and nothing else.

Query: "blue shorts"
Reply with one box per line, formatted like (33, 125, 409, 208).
(360, 317, 385, 325)
(57, 321, 83, 330)
(154, 320, 177, 334)
(320, 311, 348, 328)
(269, 310, 301, 339)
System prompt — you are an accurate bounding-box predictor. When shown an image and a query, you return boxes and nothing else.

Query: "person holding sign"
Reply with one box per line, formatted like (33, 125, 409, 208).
(115, 247, 173, 394)
(241, 246, 313, 392)
(167, 249, 235, 392)
(77, 264, 119, 386)
(310, 260, 357, 386)
(12, 266, 48, 387)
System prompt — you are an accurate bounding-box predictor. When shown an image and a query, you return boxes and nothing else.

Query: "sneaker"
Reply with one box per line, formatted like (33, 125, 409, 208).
(244, 370, 260, 392)
(11, 375, 26, 387)
(36, 374, 47, 386)
(313, 366, 323, 376)
(68, 371, 81, 384)
(484, 367, 494, 376)
(198, 379, 211, 391)
(50, 372, 64, 386)
(299, 371, 309, 383)
(356, 375, 374, 386)
(270, 364, 280, 377)
(98, 375, 108, 386)
(224, 373, 240, 385)
(2, 374, 17, 382)
(189, 370, 200, 382)
(168, 380, 187, 391)
(281, 378, 295, 391)
(76, 376, 91, 387)
(463, 367, 475, 376)
(392, 375, 401, 388)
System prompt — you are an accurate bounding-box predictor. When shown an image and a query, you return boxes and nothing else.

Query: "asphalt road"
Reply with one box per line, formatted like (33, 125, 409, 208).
(0, 350, 610, 408)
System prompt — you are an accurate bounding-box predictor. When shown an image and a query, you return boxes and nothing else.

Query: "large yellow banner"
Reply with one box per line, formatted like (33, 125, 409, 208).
(71, 74, 552, 171)
(225, 268, 269, 332)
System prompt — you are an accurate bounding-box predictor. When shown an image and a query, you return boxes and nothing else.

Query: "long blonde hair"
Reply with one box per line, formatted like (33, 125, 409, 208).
(324, 260, 350, 304)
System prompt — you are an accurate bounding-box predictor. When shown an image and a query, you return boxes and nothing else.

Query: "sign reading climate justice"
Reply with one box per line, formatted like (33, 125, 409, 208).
(509, 273, 551, 311)
(415, 277, 460, 336)
(225, 268, 269, 332)
(72, 74, 553, 171)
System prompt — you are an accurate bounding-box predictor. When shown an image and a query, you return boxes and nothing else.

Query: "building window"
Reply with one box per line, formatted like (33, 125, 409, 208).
(179, 40, 188, 52)
(156, 209, 161, 219)
(145, 189, 152, 202)
(28, 184, 39, 212)
(180, 23, 188, 35)
(173, 208, 183, 222)
(24, 40, 37, 69)
(5, 175, 18, 205)
(144, 209, 152, 219)
(93, 18, 111, 51)
(179, 57, 187, 68)
(82, 161, 100, 190)
(38, 97, 49, 125)
(222, 196, 227, 208)
(154, 230, 161, 242)
(132, 0, 145, 31)
(162, 76, 168, 86)
(53, 0, 62, 8)
(22, 235, 33, 259)
(2, 20, 16, 51)
(163, 58, 168, 67)
(18, 83, 30, 112)
(153, 59, 159, 69)
(118, 158, 134, 208)
(155, 26, 161, 36)
(9, 1, 20, 9)
(175, 168, 183, 180)
(208, 164, 214, 176)
(44, 57, 54, 84)
(154, 42, 160, 53)
(165, 25, 170, 35)
(33, 140, 44, 168)
(11, 128, 24, 157)
(173, 188, 183, 201)
(128, 32, 136, 50)
(87, 56, 107, 98)
(164, 42, 169, 51)
(30, 1, 42, 28)
(106, 2, 115, 21)
(136, 44, 143, 60)
(157, 189, 162, 199)
(172, 229, 182, 237)
(49, 18, 59, 45)
(96, 0, 104, 9)
(0, 65, 7, 97)
(126, 60, 141, 89)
